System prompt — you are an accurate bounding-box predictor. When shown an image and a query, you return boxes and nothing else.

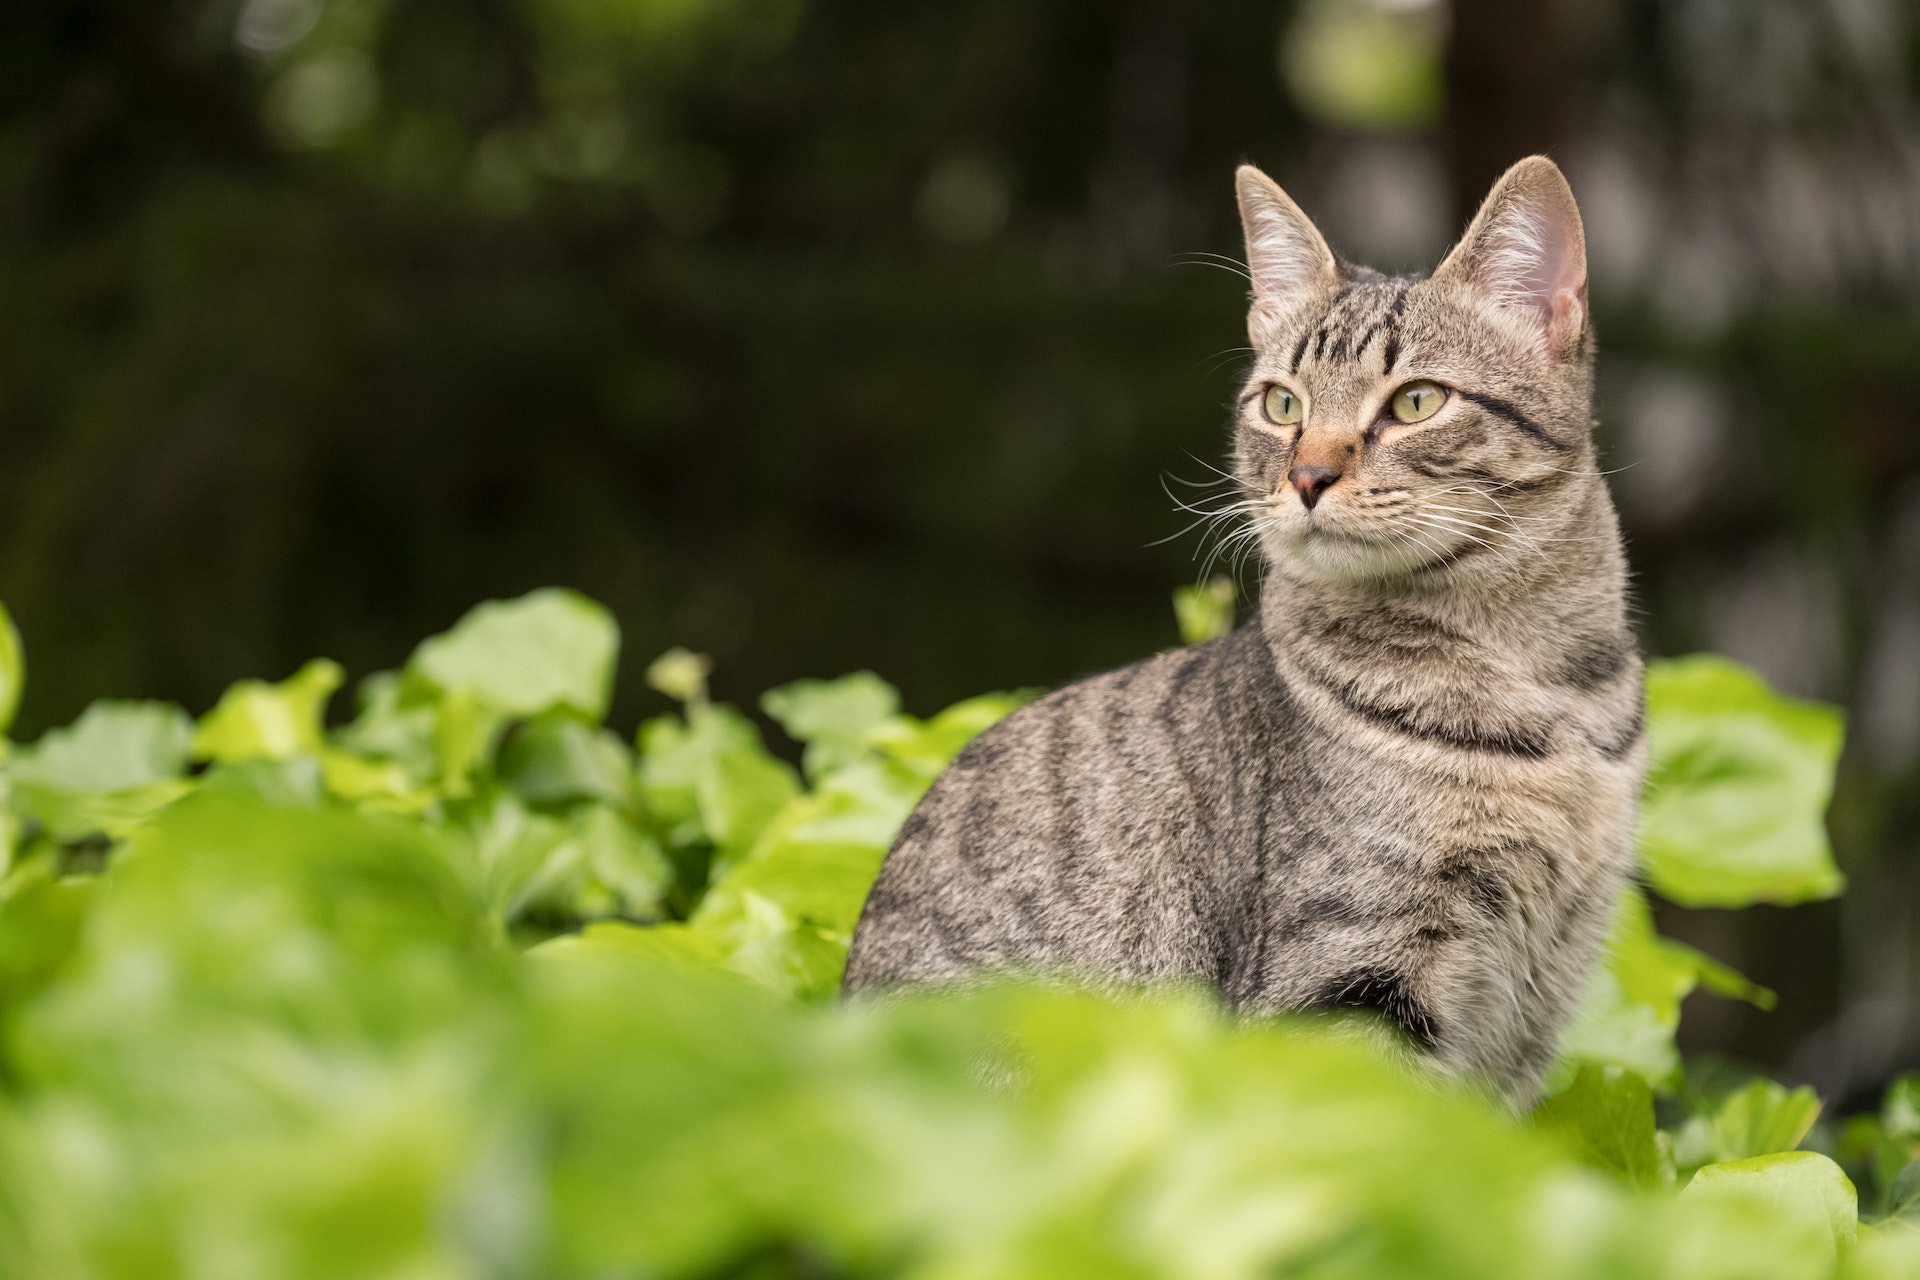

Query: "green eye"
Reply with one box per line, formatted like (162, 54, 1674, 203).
(1262, 384, 1303, 426)
(1390, 381, 1446, 424)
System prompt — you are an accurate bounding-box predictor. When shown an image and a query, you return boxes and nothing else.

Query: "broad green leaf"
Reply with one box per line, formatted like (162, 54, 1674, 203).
(11, 701, 196, 840)
(1856, 1074, 1920, 1208)
(0, 598, 25, 737)
(697, 738, 799, 861)
(1555, 886, 1770, 1089)
(1885, 1161, 1920, 1223)
(1554, 963, 1683, 1088)
(869, 690, 1036, 783)
(461, 789, 571, 926)
(1681, 1151, 1857, 1252)
(637, 703, 798, 861)
(12, 701, 194, 794)
(0, 853, 97, 1013)
(570, 805, 674, 919)
(410, 588, 620, 721)
(1672, 1079, 1823, 1176)
(440, 690, 505, 798)
(331, 671, 440, 772)
(507, 804, 674, 927)
(318, 748, 435, 813)
(196, 755, 326, 809)
(1639, 655, 1845, 907)
(1534, 1065, 1669, 1188)
(1845, 1222, 1920, 1279)
(191, 658, 344, 764)
(1173, 575, 1235, 646)
(761, 671, 900, 779)
(528, 918, 733, 974)
(498, 715, 636, 807)
(1883, 1073, 1920, 1142)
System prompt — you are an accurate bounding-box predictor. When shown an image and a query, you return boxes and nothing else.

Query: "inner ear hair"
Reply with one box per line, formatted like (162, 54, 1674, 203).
(1234, 164, 1338, 342)
(1433, 156, 1589, 359)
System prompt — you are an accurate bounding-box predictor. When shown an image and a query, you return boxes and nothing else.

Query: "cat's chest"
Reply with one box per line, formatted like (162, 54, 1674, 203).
(1288, 680, 1644, 877)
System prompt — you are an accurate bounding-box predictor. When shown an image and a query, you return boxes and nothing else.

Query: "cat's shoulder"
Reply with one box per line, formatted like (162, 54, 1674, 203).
(947, 622, 1280, 770)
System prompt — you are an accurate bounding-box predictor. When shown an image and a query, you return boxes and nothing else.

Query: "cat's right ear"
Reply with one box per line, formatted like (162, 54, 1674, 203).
(1235, 164, 1337, 344)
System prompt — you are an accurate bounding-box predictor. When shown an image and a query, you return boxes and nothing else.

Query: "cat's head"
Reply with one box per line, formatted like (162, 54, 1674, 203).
(1231, 156, 1599, 585)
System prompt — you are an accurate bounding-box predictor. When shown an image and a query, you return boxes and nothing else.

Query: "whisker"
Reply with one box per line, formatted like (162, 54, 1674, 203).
(1168, 251, 1254, 285)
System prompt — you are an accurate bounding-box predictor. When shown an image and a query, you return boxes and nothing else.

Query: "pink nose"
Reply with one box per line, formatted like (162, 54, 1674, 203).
(1288, 465, 1340, 510)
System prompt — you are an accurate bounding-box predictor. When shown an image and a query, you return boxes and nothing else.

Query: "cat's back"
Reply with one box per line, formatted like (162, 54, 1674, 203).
(842, 624, 1300, 992)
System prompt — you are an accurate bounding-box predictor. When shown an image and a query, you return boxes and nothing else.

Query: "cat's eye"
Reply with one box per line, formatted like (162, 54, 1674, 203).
(1262, 384, 1303, 426)
(1390, 381, 1447, 424)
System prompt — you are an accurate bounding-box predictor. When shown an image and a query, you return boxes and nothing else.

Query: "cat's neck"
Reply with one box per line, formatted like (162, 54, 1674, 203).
(1256, 473, 1632, 667)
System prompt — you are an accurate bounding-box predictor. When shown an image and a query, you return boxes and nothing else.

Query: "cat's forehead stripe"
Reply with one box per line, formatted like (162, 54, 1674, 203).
(1289, 275, 1424, 376)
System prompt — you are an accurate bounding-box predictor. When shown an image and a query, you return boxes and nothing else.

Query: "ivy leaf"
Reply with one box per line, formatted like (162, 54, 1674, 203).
(13, 701, 194, 794)
(1681, 1152, 1857, 1253)
(11, 702, 196, 840)
(191, 659, 344, 764)
(869, 690, 1036, 784)
(1554, 886, 1772, 1090)
(1638, 656, 1845, 908)
(1533, 1064, 1669, 1188)
(1671, 1079, 1823, 1176)
(1173, 576, 1235, 646)
(637, 704, 799, 863)
(761, 672, 900, 780)
(410, 589, 620, 722)
(499, 716, 636, 808)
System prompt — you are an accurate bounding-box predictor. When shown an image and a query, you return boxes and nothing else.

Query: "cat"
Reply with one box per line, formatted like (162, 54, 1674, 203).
(841, 156, 1645, 1106)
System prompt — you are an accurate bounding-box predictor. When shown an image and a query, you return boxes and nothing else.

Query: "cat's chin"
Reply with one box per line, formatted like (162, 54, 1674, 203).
(1262, 519, 1456, 584)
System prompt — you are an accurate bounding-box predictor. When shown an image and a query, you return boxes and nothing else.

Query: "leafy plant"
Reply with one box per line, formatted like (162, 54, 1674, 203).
(0, 588, 1910, 1278)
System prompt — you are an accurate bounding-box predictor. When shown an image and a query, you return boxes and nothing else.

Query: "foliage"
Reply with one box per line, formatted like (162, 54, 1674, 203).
(0, 587, 1907, 1277)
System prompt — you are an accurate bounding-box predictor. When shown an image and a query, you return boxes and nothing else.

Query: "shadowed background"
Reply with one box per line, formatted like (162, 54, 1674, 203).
(4, 0, 1917, 1099)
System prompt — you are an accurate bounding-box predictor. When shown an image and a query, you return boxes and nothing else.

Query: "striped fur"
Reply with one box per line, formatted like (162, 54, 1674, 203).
(843, 157, 1643, 1105)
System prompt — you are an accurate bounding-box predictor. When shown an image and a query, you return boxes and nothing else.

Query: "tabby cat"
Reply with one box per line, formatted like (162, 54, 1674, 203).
(841, 156, 1644, 1105)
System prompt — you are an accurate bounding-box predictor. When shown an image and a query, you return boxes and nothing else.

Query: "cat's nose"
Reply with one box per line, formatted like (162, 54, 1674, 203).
(1288, 465, 1341, 510)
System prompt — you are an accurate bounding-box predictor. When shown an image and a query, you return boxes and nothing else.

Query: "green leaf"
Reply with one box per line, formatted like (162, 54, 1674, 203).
(1672, 1079, 1823, 1176)
(498, 715, 636, 807)
(1885, 1161, 1920, 1222)
(637, 704, 799, 861)
(1681, 1151, 1857, 1252)
(1555, 885, 1769, 1089)
(0, 853, 97, 1014)
(507, 804, 674, 928)
(328, 670, 442, 781)
(868, 690, 1035, 783)
(1172, 575, 1236, 646)
(1883, 1073, 1920, 1142)
(1533, 1064, 1670, 1188)
(191, 658, 344, 764)
(410, 588, 620, 721)
(10, 701, 196, 840)
(1638, 655, 1845, 907)
(196, 755, 327, 809)
(761, 671, 900, 779)
(0, 598, 25, 737)
(318, 748, 435, 813)
(530, 918, 731, 973)
(12, 701, 194, 794)
(645, 647, 712, 707)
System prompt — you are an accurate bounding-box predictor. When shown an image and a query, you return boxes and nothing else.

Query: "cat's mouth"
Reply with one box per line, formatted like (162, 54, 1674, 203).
(1302, 523, 1373, 544)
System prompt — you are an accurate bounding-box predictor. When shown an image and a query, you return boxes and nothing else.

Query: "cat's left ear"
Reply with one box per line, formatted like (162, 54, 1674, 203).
(1432, 156, 1589, 360)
